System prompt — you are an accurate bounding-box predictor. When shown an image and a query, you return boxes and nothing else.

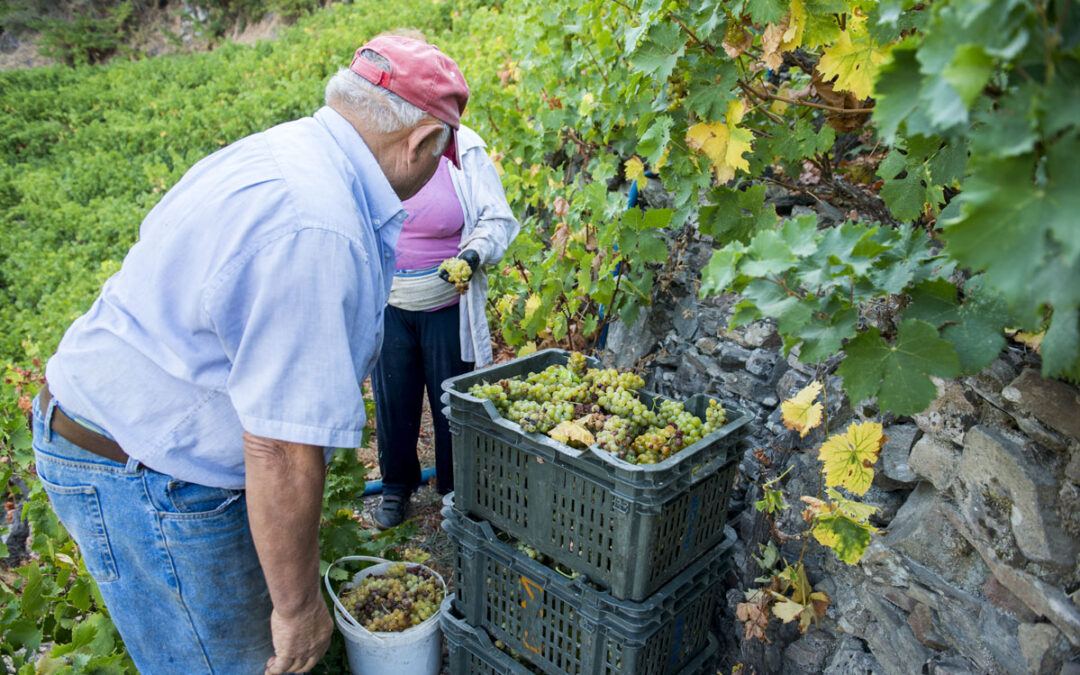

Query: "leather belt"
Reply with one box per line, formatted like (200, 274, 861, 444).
(40, 384, 134, 466)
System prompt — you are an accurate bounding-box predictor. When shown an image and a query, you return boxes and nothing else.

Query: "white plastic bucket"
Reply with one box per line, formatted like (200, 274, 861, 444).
(324, 555, 446, 675)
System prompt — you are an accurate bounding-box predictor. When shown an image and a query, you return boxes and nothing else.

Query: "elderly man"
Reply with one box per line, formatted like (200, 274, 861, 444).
(31, 36, 468, 675)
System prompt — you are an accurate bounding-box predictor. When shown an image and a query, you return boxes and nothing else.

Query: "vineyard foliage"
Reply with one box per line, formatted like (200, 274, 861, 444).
(1, 0, 1078, 669)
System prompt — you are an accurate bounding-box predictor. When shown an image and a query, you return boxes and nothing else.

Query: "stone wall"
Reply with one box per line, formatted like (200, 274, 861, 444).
(599, 235, 1080, 674)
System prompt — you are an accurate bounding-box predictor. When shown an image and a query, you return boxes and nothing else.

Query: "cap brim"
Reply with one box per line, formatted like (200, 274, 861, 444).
(443, 128, 462, 169)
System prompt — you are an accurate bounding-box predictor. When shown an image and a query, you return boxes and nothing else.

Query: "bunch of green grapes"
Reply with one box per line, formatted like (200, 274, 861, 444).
(596, 415, 633, 455)
(597, 386, 655, 427)
(703, 399, 727, 432)
(469, 382, 508, 413)
(567, 351, 588, 376)
(505, 399, 542, 425)
(628, 424, 684, 464)
(339, 562, 444, 632)
(438, 257, 473, 293)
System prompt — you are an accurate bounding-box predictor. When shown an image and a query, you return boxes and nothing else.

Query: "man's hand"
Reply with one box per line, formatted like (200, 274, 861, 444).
(265, 599, 334, 675)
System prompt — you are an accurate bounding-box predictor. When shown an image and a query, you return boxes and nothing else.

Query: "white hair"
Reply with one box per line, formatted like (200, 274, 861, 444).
(326, 50, 451, 156)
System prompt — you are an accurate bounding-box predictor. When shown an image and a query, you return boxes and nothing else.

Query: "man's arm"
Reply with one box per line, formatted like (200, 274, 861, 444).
(244, 431, 334, 675)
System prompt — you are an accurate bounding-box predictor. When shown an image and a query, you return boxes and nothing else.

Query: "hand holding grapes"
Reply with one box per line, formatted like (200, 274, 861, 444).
(438, 249, 480, 293)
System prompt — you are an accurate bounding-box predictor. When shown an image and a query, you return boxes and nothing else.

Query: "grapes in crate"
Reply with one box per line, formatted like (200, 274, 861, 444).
(339, 562, 444, 632)
(467, 352, 728, 464)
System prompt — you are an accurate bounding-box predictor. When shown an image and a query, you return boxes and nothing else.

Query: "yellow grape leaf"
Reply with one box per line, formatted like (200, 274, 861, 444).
(548, 421, 595, 448)
(1005, 327, 1044, 353)
(624, 156, 648, 191)
(780, 381, 823, 437)
(770, 595, 806, 625)
(517, 342, 538, 358)
(812, 512, 874, 564)
(816, 16, 889, 101)
(826, 487, 880, 523)
(523, 294, 542, 322)
(761, 0, 806, 70)
(685, 100, 753, 183)
(819, 421, 885, 495)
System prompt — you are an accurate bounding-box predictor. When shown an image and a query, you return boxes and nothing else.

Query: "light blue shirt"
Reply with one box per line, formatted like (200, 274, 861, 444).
(45, 107, 406, 489)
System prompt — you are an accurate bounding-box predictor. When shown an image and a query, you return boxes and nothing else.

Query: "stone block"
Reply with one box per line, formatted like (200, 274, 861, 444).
(914, 377, 978, 445)
(884, 484, 988, 592)
(1002, 369, 1080, 441)
(746, 348, 780, 378)
(983, 575, 1039, 622)
(823, 637, 882, 675)
(909, 435, 961, 491)
(958, 426, 1080, 567)
(719, 342, 752, 369)
(879, 423, 920, 489)
(1018, 622, 1067, 674)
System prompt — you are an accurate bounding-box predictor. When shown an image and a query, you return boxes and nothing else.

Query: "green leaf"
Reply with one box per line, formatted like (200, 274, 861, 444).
(943, 44, 994, 106)
(740, 229, 798, 276)
(880, 169, 930, 221)
(872, 44, 922, 142)
(943, 141, 1080, 308)
(813, 512, 874, 564)
(796, 309, 858, 363)
(700, 246, 744, 296)
(903, 278, 960, 327)
(837, 320, 962, 415)
(1041, 307, 1080, 381)
(637, 116, 673, 167)
(746, 0, 787, 26)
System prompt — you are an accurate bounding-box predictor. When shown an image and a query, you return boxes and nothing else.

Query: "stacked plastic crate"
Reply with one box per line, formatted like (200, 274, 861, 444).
(439, 349, 751, 674)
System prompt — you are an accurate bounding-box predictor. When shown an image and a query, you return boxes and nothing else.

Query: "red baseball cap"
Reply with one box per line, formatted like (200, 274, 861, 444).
(350, 36, 470, 168)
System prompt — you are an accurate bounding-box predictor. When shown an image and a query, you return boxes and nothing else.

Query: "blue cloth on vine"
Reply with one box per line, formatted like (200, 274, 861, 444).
(44, 106, 406, 489)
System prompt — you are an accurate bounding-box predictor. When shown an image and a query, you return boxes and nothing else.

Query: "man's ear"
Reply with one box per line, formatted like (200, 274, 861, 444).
(405, 122, 445, 164)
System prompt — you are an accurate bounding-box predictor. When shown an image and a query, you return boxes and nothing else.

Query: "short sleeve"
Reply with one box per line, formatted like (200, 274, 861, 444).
(203, 228, 379, 447)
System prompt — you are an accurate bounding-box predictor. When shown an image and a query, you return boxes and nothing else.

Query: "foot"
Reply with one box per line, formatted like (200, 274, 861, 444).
(372, 492, 410, 530)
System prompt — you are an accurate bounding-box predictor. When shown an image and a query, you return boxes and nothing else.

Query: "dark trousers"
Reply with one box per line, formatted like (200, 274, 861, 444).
(372, 303, 472, 496)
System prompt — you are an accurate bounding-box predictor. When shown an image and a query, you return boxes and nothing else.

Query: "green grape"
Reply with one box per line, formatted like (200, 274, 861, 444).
(339, 563, 445, 632)
(438, 257, 473, 293)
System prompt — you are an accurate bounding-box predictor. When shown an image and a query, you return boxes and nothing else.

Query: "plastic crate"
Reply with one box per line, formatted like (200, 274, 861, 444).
(441, 500, 734, 675)
(440, 594, 722, 675)
(440, 348, 751, 601)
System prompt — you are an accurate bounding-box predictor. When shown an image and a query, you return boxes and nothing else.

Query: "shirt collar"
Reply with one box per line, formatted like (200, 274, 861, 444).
(314, 106, 405, 231)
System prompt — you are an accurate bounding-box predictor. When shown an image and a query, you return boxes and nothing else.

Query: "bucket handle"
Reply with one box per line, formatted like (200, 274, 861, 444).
(324, 555, 392, 640)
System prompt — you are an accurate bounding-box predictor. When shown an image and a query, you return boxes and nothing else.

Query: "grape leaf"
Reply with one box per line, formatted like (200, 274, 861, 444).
(819, 420, 884, 495)
(699, 246, 745, 297)
(624, 156, 647, 190)
(903, 278, 960, 327)
(812, 512, 874, 564)
(943, 44, 995, 106)
(780, 380, 824, 437)
(685, 100, 753, 183)
(637, 116, 673, 167)
(746, 0, 787, 26)
(816, 17, 890, 100)
(872, 44, 924, 142)
(837, 320, 961, 415)
(795, 308, 858, 363)
(548, 421, 595, 448)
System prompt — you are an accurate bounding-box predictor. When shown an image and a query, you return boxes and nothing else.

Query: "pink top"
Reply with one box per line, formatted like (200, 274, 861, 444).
(395, 157, 465, 272)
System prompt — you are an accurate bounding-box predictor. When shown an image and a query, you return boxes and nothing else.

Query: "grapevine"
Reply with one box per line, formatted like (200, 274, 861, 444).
(438, 257, 473, 294)
(468, 352, 728, 464)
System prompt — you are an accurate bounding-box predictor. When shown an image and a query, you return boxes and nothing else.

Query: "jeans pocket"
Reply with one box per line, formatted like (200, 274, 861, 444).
(36, 476, 120, 583)
(165, 480, 243, 516)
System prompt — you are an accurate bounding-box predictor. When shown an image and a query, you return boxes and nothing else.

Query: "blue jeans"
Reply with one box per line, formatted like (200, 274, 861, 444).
(32, 394, 275, 674)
